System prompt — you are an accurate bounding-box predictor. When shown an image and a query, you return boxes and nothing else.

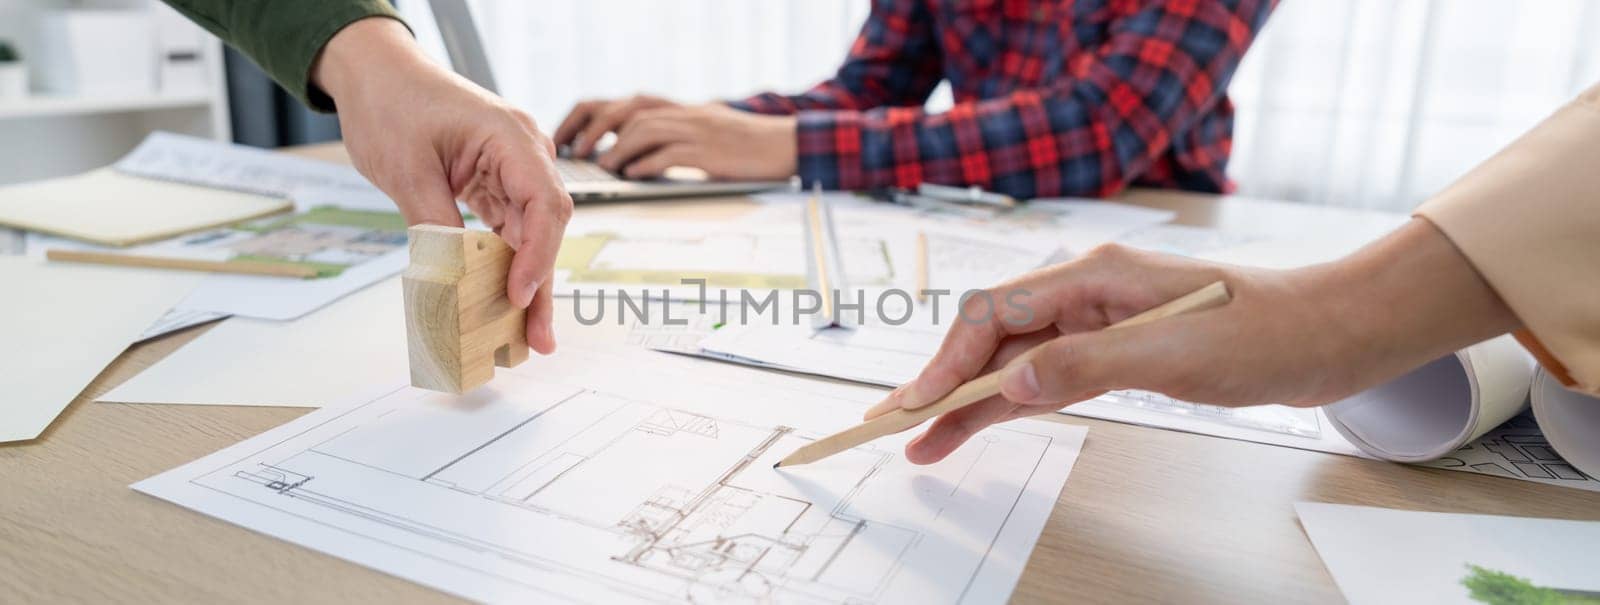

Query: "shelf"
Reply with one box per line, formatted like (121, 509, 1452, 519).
(0, 92, 215, 120)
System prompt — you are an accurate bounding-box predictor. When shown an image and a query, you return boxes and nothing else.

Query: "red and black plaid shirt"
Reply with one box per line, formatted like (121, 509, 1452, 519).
(730, 0, 1276, 199)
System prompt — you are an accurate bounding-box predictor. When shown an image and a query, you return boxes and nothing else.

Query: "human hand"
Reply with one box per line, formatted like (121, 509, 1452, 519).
(865, 220, 1519, 464)
(553, 95, 682, 158)
(313, 18, 571, 354)
(596, 103, 797, 181)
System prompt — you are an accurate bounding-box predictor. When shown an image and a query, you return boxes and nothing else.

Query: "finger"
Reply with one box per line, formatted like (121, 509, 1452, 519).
(863, 386, 910, 421)
(387, 154, 465, 228)
(500, 203, 526, 250)
(893, 270, 1084, 413)
(526, 273, 557, 355)
(574, 97, 651, 157)
(904, 398, 1021, 464)
(553, 101, 598, 148)
(896, 248, 1223, 412)
(462, 186, 506, 232)
(598, 119, 692, 173)
(496, 139, 572, 310)
(622, 144, 696, 179)
(861, 329, 1054, 420)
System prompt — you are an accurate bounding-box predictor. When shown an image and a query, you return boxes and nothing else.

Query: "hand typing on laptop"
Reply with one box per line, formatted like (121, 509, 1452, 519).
(555, 99, 798, 182)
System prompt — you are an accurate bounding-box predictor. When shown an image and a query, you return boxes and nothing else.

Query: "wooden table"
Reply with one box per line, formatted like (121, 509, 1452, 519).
(4, 144, 1598, 604)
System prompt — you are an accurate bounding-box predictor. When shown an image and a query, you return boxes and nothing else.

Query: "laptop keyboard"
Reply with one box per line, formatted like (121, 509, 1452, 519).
(555, 159, 622, 184)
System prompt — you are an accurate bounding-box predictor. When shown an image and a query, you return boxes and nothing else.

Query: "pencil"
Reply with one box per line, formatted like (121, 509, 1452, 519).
(774, 280, 1232, 468)
(805, 194, 836, 326)
(915, 231, 929, 304)
(46, 248, 319, 279)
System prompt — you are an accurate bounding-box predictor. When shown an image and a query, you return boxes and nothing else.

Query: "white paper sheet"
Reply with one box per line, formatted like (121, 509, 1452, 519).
(135, 344, 1087, 604)
(0, 257, 199, 442)
(115, 131, 376, 199)
(100, 277, 408, 408)
(136, 308, 229, 342)
(1295, 503, 1600, 605)
(746, 193, 1176, 255)
(1114, 223, 1263, 256)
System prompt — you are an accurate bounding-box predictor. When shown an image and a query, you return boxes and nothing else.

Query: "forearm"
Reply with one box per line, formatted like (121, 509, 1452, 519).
(729, 0, 940, 116)
(312, 18, 441, 108)
(1302, 219, 1520, 387)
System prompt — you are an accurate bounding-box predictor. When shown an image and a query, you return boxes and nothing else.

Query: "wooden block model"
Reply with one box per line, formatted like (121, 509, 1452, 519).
(402, 225, 528, 393)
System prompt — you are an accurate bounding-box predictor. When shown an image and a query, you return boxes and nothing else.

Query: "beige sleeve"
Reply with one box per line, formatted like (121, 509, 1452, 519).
(1415, 83, 1600, 395)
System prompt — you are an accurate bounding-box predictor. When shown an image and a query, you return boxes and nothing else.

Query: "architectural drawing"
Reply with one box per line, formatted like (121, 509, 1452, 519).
(137, 345, 1087, 604)
(1423, 412, 1600, 492)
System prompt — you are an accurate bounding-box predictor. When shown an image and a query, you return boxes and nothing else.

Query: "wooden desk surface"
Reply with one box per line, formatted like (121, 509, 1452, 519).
(4, 144, 1597, 604)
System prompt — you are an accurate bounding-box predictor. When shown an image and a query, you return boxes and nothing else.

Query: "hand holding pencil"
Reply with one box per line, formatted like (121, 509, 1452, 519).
(848, 224, 1516, 465)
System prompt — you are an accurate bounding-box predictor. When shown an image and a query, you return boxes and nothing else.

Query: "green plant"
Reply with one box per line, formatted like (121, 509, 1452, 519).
(1464, 565, 1563, 605)
(1462, 564, 1600, 605)
(0, 40, 17, 63)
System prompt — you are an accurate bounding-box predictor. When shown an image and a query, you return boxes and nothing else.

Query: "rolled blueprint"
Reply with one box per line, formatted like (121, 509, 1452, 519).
(1323, 334, 1536, 462)
(1531, 368, 1600, 479)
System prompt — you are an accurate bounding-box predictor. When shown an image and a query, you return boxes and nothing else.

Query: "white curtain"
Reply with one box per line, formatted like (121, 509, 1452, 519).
(1229, 0, 1600, 211)
(400, 0, 1600, 213)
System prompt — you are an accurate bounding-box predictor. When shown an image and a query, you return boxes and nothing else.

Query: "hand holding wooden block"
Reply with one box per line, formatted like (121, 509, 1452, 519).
(402, 225, 529, 393)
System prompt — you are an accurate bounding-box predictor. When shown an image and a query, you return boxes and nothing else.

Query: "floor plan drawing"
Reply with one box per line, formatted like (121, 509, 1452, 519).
(136, 345, 1087, 604)
(1421, 412, 1600, 492)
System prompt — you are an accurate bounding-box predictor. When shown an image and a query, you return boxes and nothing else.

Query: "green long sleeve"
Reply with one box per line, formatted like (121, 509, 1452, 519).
(158, 0, 405, 112)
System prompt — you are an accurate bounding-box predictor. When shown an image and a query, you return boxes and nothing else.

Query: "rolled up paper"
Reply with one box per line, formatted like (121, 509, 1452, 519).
(1323, 334, 1536, 462)
(1531, 368, 1600, 479)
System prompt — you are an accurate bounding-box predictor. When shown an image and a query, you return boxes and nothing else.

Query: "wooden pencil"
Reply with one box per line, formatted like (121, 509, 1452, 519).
(915, 231, 929, 304)
(774, 280, 1233, 468)
(46, 248, 319, 279)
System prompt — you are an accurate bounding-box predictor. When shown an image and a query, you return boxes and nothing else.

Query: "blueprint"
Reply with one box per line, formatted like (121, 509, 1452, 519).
(1418, 411, 1600, 492)
(135, 345, 1087, 603)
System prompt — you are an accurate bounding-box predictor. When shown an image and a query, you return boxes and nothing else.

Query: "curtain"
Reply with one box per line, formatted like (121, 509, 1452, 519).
(1228, 0, 1600, 211)
(398, 1, 883, 127)
(399, 0, 1600, 213)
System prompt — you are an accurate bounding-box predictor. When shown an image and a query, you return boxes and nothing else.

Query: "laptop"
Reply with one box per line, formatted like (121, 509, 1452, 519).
(429, 0, 791, 202)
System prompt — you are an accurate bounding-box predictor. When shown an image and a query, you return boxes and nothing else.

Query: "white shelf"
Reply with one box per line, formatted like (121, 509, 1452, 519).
(0, 92, 214, 120)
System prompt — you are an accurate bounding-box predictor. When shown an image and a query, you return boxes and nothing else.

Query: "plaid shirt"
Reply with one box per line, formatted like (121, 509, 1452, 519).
(730, 0, 1275, 199)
